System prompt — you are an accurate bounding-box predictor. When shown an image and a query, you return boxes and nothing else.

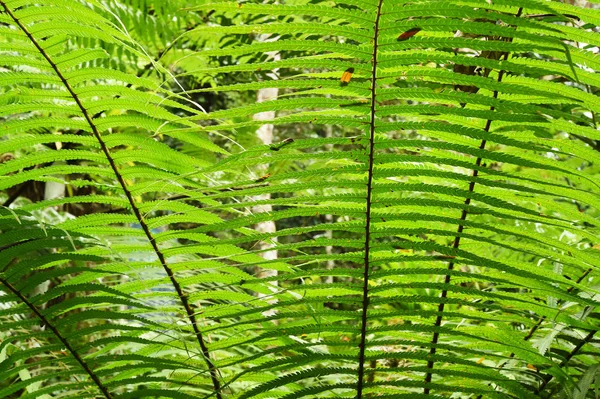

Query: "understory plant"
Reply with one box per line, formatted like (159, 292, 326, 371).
(1, 0, 600, 398)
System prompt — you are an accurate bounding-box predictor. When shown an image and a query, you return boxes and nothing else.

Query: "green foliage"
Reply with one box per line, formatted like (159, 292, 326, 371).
(0, 0, 599, 398)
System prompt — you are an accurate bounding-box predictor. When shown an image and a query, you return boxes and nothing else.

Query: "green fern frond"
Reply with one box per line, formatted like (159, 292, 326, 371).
(2, 0, 600, 398)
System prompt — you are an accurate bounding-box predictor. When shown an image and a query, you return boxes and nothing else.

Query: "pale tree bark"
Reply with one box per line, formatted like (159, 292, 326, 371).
(35, 144, 66, 304)
(568, 0, 591, 7)
(323, 124, 335, 284)
(252, 45, 280, 316)
(45, 141, 66, 201)
(253, 82, 279, 273)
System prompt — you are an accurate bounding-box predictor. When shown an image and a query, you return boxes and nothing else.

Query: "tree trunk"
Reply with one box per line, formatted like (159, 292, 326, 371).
(252, 47, 280, 316)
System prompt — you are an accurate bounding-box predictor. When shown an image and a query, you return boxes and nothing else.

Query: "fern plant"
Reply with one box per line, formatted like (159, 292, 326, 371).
(1, 0, 599, 398)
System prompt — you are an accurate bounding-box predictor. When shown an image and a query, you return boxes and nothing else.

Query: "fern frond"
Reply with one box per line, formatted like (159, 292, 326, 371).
(2, 0, 600, 397)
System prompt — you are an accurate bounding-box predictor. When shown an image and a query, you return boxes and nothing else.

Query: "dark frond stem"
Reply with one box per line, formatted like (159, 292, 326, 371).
(0, 3, 224, 397)
(476, 267, 593, 399)
(2, 27, 173, 210)
(0, 278, 113, 398)
(514, 268, 591, 356)
(423, 7, 523, 395)
(525, 13, 580, 21)
(356, 0, 383, 396)
(1, 19, 192, 208)
(537, 329, 598, 397)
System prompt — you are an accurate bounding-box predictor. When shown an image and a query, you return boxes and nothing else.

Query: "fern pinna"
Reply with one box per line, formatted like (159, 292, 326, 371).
(1, 0, 599, 398)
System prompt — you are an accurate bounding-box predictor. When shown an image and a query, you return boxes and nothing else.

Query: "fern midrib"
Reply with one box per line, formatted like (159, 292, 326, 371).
(477, 267, 594, 399)
(356, 0, 383, 396)
(536, 329, 597, 397)
(476, 269, 597, 399)
(533, 78, 600, 396)
(0, 3, 223, 397)
(0, 277, 113, 398)
(423, 7, 524, 395)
